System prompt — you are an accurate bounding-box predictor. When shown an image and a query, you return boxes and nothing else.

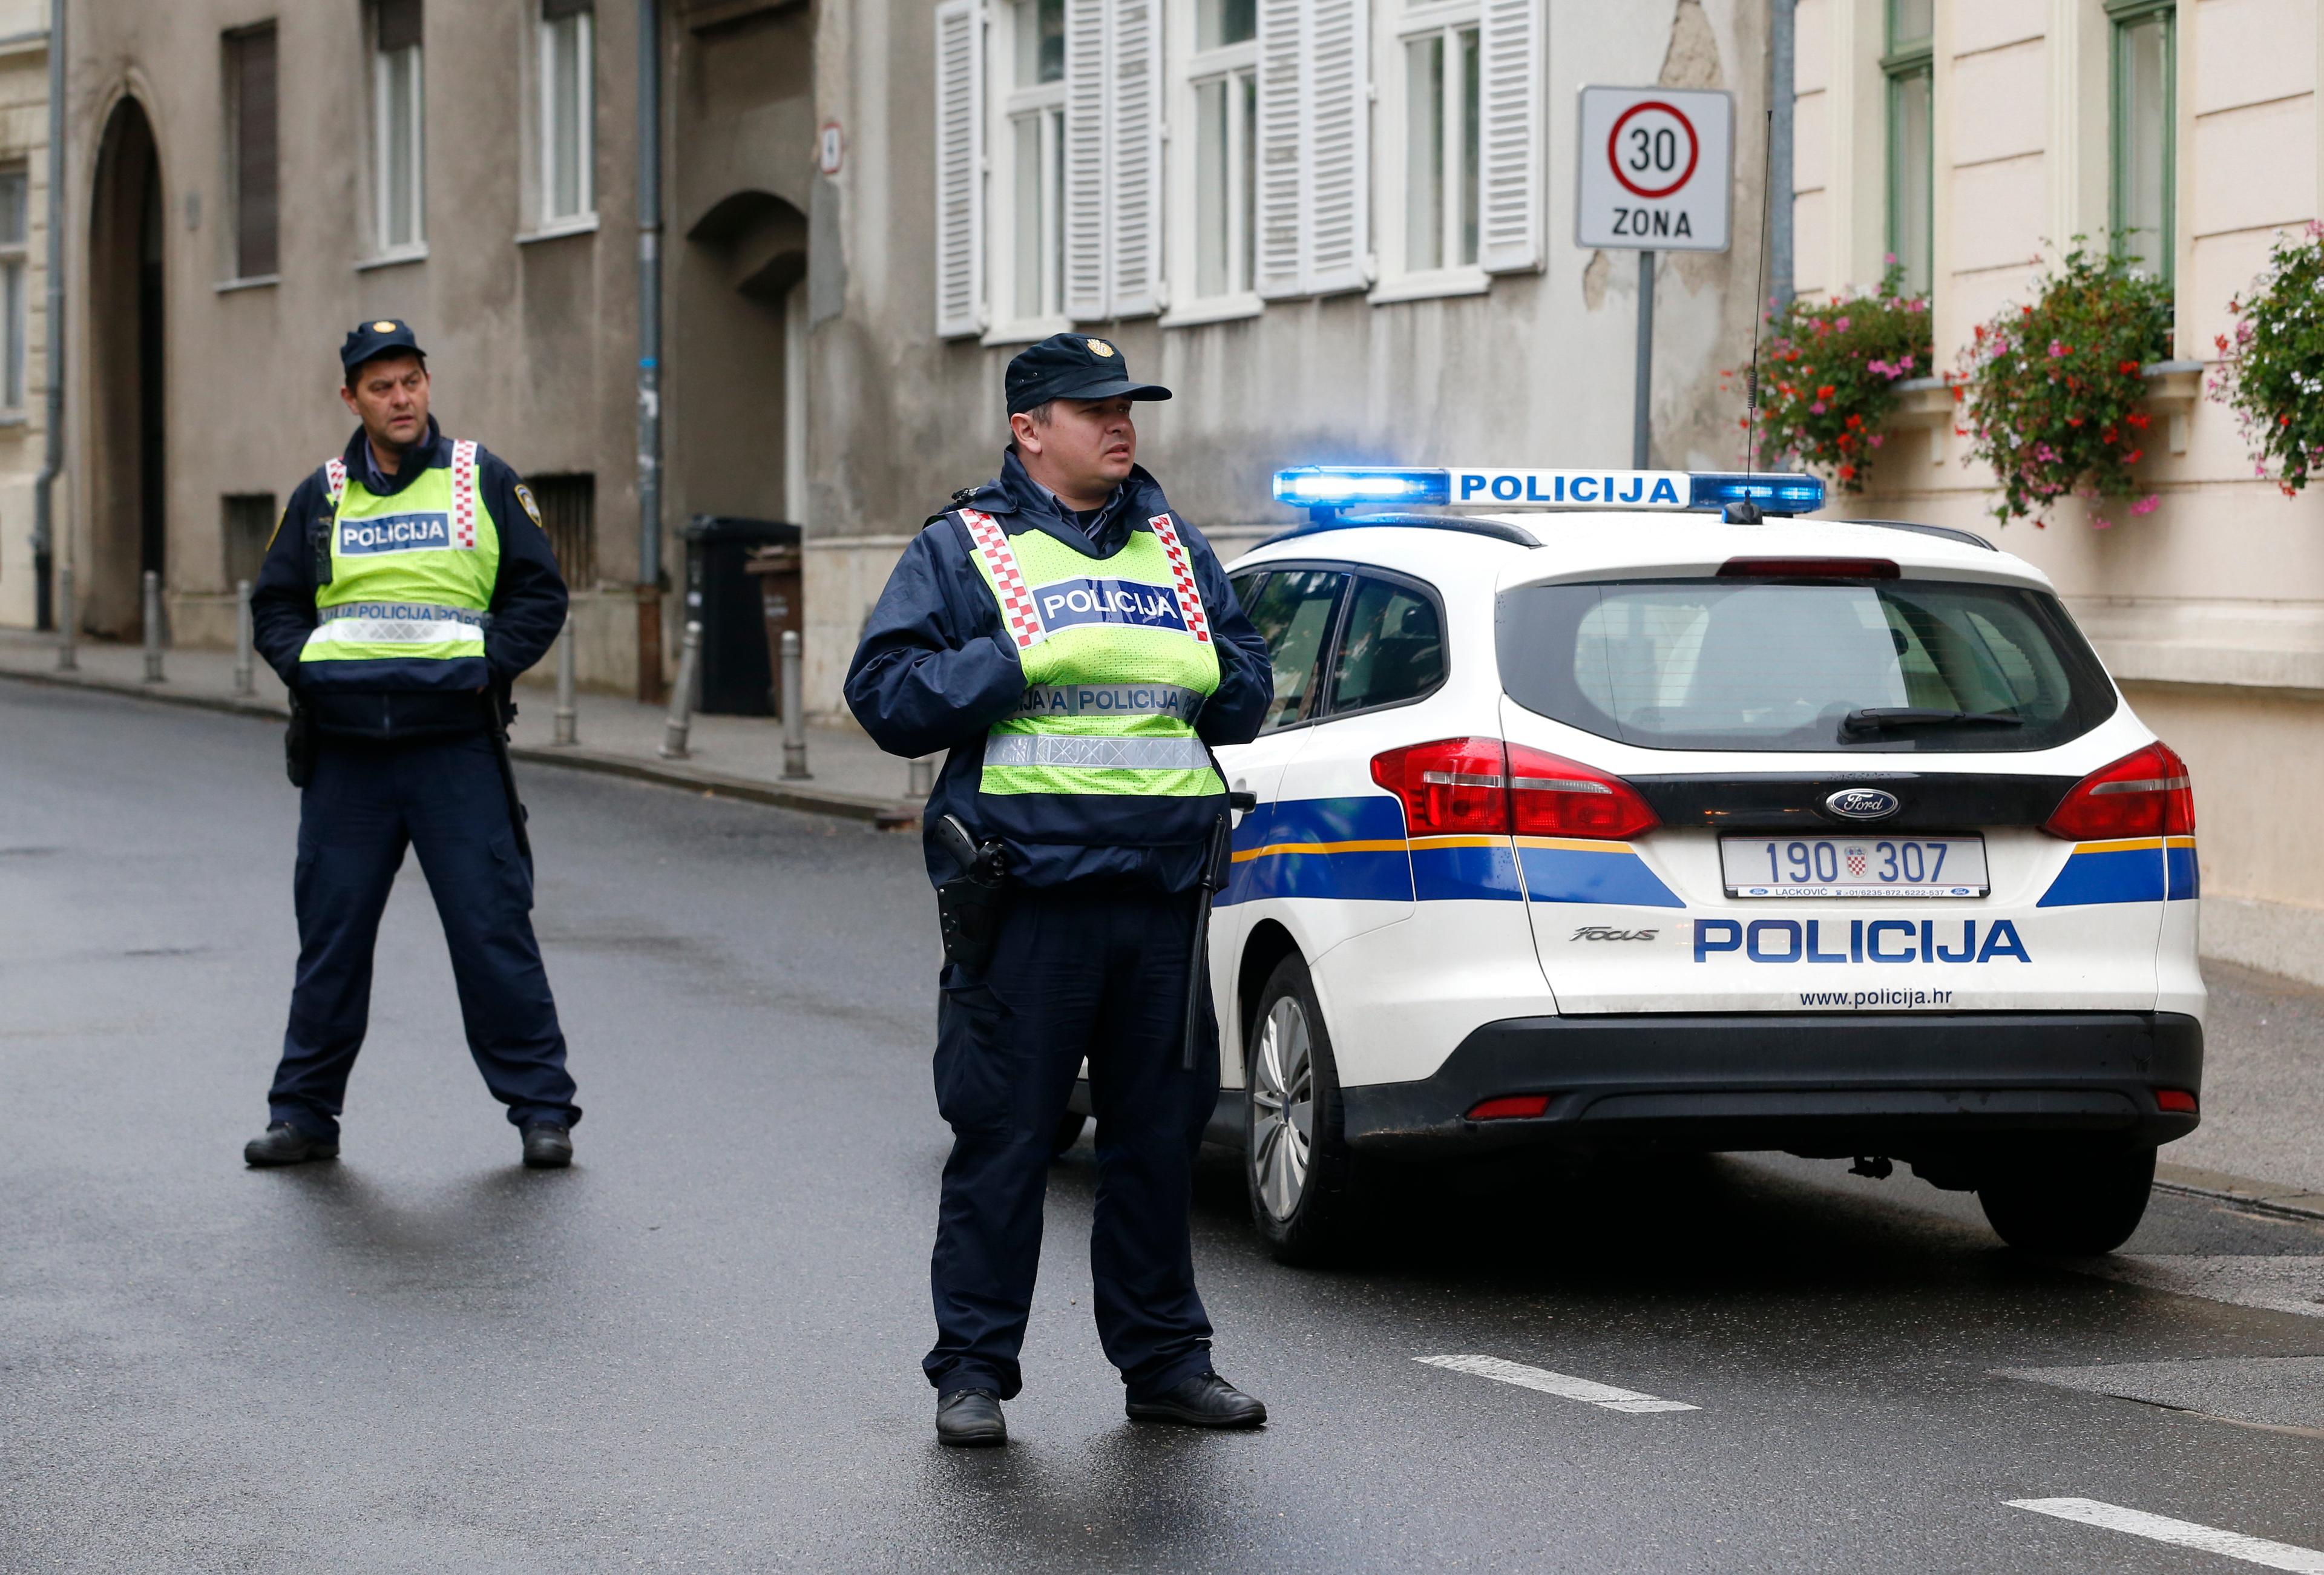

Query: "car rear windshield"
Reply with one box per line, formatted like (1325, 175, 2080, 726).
(1497, 577, 2118, 752)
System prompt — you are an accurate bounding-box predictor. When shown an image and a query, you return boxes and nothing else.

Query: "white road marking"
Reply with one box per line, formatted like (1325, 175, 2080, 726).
(1414, 1354, 1698, 1413)
(2009, 1498, 2324, 1573)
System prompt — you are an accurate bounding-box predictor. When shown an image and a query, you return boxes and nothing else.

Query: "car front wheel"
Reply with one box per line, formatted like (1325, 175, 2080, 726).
(1978, 1146, 2156, 1255)
(1244, 953, 1358, 1264)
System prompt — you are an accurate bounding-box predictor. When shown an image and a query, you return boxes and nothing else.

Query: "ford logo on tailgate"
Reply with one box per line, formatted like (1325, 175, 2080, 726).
(1826, 788, 1901, 820)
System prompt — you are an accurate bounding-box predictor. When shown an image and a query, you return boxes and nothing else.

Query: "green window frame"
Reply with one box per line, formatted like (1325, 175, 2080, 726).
(1882, 0, 1934, 296)
(2107, 0, 2175, 283)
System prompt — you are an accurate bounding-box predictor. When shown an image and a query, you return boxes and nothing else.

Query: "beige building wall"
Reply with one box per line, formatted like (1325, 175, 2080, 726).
(0, 0, 51, 631)
(1793, 0, 2324, 981)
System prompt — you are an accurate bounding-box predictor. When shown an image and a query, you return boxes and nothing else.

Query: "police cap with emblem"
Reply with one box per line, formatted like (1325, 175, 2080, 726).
(340, 318, 428, 375)
(1005, 332, 1171, 415)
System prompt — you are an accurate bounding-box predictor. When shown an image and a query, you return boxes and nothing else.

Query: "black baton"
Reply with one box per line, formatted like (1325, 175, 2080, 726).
(1181, 791, 1258, 1073)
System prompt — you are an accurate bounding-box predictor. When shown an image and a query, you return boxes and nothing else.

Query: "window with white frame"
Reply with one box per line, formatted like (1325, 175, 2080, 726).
(1185, 0, 1258, 305)
(0, 166, 25, 410)
(372, 0, 425, 256)
(539, 0, 594, 228)
(1396, 5, 1480, 277)
(1005, 0, 1066, 325)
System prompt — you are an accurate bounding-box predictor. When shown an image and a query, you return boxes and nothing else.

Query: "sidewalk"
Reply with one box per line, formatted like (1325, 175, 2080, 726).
(0, 629, 929, 824)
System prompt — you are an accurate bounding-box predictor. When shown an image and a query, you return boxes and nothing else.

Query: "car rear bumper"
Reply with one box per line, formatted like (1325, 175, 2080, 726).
(1339, 1011, 2203, 1159)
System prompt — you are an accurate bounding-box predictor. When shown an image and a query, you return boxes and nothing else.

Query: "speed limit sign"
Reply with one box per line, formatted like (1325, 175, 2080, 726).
(1576, 86, 1733, 252)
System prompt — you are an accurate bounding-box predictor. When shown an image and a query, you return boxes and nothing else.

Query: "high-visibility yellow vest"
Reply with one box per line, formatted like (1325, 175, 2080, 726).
(957, 507, 1224, 803)
(298, 439, 497, 689)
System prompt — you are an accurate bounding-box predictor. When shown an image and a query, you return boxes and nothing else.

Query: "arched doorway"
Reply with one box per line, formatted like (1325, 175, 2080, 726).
(87, 97, 165, 639)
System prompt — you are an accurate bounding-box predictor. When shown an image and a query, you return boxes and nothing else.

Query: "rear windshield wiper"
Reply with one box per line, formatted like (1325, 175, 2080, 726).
(1841, 706, 2026, 739)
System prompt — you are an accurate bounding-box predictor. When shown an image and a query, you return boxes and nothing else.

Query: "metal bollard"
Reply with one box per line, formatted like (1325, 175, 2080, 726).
(552, 615, 579, 746)
(54, 566, 76, 671)
(232, 579, 255, 695)
(659, 619, 701, 760)
(141, 570, 165, 682)
(780, 629, 810, 780)
(908, 755, 935, 798)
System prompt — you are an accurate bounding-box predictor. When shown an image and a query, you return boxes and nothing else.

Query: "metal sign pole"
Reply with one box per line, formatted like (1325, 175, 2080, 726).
(1632, 249, 1656, 469)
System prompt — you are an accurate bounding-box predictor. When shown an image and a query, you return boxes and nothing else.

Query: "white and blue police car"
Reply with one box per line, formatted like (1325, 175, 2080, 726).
(1177, 465, 2201, 1262)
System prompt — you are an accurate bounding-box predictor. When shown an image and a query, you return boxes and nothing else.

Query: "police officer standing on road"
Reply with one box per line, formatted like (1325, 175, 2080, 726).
(242, 321, 581, 1171)
(846, 334, 1275, 1447)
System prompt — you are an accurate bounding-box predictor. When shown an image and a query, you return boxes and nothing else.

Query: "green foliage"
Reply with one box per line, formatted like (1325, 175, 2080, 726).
(1954, 246, 2173, 528)
(1738, 266, 1932, 493)
(2208, 221, 2324, 496)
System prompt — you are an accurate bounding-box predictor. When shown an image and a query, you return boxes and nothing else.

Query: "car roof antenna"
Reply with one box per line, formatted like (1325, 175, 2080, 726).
(1728, 107, 1776, 526)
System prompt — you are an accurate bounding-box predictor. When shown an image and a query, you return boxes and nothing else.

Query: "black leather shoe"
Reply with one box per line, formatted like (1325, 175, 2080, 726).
(244, 1122, 337, 1167)
(1126, 1372, 1267, 1429)
(521, 1124, 573, 1169)
(936, 1389, 1007, 1447)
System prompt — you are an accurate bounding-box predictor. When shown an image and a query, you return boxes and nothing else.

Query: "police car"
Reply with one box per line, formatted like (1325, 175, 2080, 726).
(1196, 465, 2201, 1263)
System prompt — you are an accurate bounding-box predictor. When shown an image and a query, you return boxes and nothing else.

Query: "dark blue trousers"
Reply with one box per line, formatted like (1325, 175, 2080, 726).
(926, 886, 1218, 1403)
(268, 732, 579, 1142)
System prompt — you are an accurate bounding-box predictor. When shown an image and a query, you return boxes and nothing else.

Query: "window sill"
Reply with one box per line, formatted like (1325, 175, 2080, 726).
(981, 317, 1072, 349)
(356, 247, 429, 272)
(519, 215, 600, 245)
(1368, 270, 1491, 306)
(215, 274, 280, 295)
(0, 412, 28, 427)
(1160, 295, 1264, 330)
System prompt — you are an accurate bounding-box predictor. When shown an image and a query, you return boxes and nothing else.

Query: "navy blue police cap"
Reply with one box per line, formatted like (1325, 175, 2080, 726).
(340, 318, 427, 374)
(1005, 333, 1170, 415)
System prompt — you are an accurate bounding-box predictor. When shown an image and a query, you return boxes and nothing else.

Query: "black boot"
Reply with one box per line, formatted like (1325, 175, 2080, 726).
(244, 1122, 338, 1167)
(521, 1123, 574, 1169)
(1126, 1372, 1267, 1429)
(936, 1389, 1007, 1447)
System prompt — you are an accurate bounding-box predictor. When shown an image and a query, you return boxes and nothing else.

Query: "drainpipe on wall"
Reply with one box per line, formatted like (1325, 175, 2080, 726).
(634, 0, 666, 703)
(31, 0, 64, 632)
(1768, 0, 1796, 311)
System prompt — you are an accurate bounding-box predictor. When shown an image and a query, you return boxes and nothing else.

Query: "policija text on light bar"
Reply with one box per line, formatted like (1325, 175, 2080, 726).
(1269, 467, 1827, 519)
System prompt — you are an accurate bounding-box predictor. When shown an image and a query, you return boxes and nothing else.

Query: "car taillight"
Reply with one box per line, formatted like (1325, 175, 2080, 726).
(1506, 743, 1661, 840)
(2155, 1088, 2198, 1114)
(1467, 1094, 1549, 1120)
(2043, 742, 2195, 840)
(1717, 556, 1899, 579)
(1370, 739, 1659, 841)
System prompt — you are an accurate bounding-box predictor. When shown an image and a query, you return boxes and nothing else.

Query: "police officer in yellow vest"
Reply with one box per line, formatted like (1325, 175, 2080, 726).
(845, 334, 1275, 1446)
(243, 320, 580, 1170)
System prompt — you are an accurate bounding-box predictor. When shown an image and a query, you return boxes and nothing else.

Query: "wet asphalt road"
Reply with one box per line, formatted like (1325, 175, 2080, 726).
(5, 680, 2323, 1574)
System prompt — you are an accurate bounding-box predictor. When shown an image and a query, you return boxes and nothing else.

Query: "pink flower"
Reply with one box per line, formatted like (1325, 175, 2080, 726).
(1810, 401, 1827, 415)
(1835, 317, 1852, 332)
(2130, 495, 2161, 515)
(1868, 433, 1885, 448)
(2048, 340, 2067, 358)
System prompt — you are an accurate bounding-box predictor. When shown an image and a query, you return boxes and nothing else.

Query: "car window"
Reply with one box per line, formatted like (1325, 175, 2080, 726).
(1241, 568, 1347, 732)
(1327, 577, 1445, 715)
(1497, 577, 2116, 752)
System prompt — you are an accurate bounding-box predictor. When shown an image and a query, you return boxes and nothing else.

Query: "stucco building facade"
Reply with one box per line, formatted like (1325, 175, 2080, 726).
(0, 0, 51, 632)
(1792, 0, 2324, 981)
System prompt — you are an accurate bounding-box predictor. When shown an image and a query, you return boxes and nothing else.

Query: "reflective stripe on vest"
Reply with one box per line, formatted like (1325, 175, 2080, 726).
(957, 506, 1223, 803)
(300, 439, 496, 674)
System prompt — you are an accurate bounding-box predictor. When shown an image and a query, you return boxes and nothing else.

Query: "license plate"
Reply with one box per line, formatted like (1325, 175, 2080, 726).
(1720, 835, 1989, 898)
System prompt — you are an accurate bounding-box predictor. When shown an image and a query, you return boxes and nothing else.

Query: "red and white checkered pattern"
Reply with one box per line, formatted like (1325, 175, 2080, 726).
(958, 508, 1045, 649)
(1146, 513, 1212, 644)
(449, 439, 479, 549)
(323, 458, 348, 508)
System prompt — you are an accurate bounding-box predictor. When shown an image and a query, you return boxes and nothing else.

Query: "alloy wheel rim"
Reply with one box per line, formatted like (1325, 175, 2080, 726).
(1249, 995, 1315, 1222)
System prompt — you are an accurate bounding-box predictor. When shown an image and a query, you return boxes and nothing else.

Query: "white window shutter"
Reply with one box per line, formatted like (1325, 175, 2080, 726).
(1479, 0, 1544, 274)
(1063, 0, 1109, 320)
(1255, 0, 1305, 298)
(1106, 0, 1164, 318)
(1303, 0, 1368, 295)
(933, 0, 985, 338)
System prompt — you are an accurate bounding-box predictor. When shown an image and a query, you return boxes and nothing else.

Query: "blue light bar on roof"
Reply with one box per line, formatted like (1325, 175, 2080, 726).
(1270, 466, 1827, 518)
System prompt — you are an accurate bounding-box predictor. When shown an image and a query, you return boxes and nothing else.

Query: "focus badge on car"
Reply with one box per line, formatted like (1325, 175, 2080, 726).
(1825, 787, 1902, 821)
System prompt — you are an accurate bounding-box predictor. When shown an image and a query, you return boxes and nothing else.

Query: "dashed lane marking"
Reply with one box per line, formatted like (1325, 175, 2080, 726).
(2009, 1499, 2324, 1573)
(1414, 1354, 1699, 1413)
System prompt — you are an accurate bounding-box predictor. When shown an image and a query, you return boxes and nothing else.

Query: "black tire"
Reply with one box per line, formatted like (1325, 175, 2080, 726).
(1051, 1109, 1089, 1157)
(1978, 1146, 2157, 1255)
(1243, 953, 1360, 1265)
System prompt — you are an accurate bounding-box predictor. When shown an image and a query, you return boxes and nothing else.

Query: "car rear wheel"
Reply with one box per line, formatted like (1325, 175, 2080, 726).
(1978, 1146, 2156, 1255)
(1245, 954, 1357, 1264)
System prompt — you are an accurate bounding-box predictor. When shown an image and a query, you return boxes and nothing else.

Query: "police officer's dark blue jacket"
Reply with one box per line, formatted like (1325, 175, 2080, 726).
(846, 450, 1273, 893)
(251, 418, 568, 740)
